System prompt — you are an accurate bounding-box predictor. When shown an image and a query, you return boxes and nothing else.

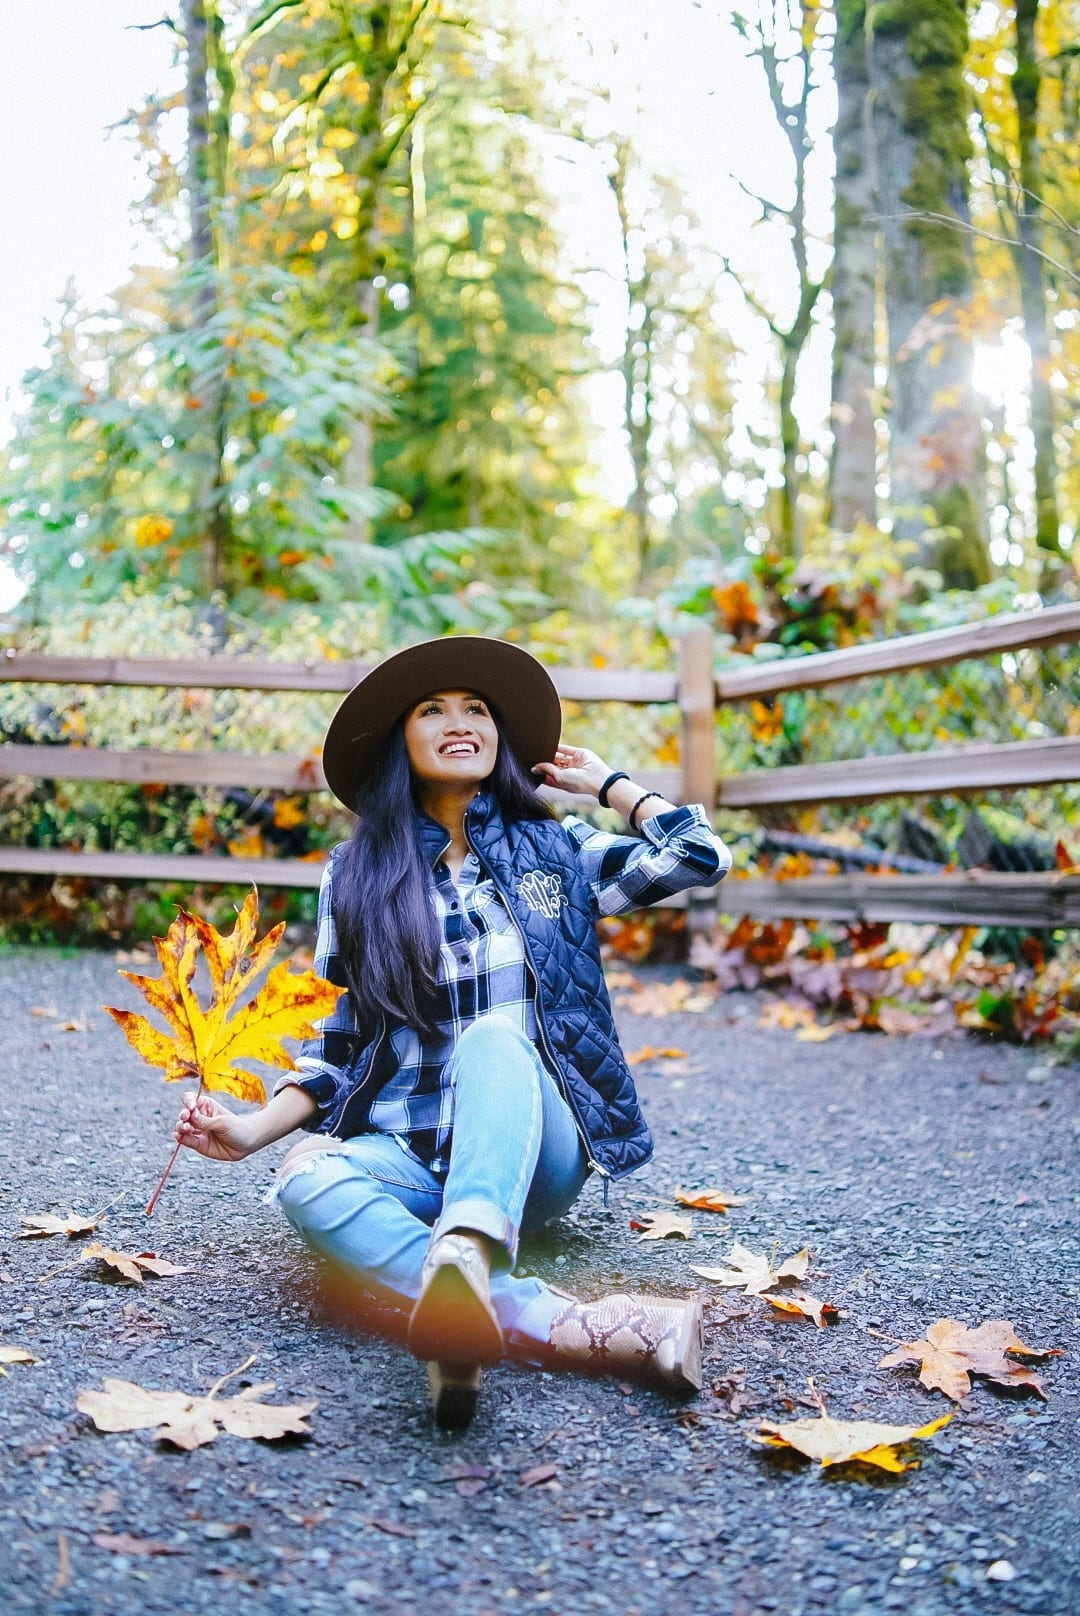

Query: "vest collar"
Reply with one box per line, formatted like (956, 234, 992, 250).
(414, 790, 497, 866)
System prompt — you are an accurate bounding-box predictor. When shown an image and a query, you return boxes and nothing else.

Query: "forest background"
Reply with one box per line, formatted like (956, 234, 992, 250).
(0, 0, 1077, 955)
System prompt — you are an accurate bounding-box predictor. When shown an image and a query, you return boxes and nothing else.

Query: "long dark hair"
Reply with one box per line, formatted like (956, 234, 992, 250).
(332, 707, 553, 1034)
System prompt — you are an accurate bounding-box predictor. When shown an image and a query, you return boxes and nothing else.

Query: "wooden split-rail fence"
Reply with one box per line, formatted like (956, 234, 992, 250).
(1, 603, 1078, 933)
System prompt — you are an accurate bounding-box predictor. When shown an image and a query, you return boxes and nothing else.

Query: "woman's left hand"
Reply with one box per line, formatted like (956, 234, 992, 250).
(532, 745, 611, 798)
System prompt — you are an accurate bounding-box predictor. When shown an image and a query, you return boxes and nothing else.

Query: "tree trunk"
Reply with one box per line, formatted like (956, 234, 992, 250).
(829, 0, 878, 531)
(609, 145, 653, 587)
(1012, 0, 1064, 579)
(182, 0, 229, 599)
(868, 0, 991, 588)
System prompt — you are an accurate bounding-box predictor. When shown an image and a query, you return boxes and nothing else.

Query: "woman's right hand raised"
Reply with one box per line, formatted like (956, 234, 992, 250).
(174, 1091, 256, 1163)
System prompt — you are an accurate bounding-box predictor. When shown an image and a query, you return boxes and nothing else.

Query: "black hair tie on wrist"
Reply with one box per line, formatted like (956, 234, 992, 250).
(598, 770, 630, 808)
(629, 790, 664, 832)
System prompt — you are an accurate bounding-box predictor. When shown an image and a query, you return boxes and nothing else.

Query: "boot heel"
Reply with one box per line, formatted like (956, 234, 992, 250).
(427, 1361, 482, 1429)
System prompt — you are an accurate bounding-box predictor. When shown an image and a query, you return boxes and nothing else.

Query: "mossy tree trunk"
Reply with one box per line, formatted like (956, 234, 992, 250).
(868, 0, 991, 588)
(182, 0, 232, 600)
(829, 0, 878, 532)
(1012, 0, 1064, 581)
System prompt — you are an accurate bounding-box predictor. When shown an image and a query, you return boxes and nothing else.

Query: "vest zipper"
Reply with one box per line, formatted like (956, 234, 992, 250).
(326, 1018, 386, 1136)
(464, 812, 612, 1196)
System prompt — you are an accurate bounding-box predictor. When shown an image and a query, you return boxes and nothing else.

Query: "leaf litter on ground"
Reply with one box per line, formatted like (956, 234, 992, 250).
(78, 1244, 193, 1285)
(17, 1212, 103, 1240)
(877, 1317, 1063, 1401)
(625, 1045, 689, 1065)
(614, 978, 716, 1017)
(754, 1409, 953, 1472)
(763, 1289, 841, 1328)
(674, 1186, 750, 1213)
(0, 1345, 41, 1373)
(691, 1241, 811, 1295)
(77, 1353, 317, 1450)
(631, 1210, 694, 1241)
(15, 1194, 124, 1239)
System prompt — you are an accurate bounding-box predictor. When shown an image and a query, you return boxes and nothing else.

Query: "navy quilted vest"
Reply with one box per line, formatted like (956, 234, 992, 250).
(461, 794, 653, 1180)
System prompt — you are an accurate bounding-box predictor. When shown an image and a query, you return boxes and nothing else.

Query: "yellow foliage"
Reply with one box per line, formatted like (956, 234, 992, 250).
(272, 796, 306, 830)
(106, 887, 346, 1104)
(134, 515, 174, 548)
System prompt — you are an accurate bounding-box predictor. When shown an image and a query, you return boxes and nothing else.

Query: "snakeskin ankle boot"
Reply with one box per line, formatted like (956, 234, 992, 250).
(544, 1293, 703, 1394)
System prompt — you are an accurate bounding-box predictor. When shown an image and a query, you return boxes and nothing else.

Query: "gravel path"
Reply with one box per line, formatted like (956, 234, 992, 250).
(0, 946, 1076, 1616)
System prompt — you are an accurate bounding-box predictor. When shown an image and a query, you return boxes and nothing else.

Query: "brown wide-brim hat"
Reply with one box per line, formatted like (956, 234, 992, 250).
(321, 635, 562, 811)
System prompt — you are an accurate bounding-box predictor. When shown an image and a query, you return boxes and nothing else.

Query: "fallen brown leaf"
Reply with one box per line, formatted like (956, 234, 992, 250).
(367, 1518, 418, 1538)
(80, 1244, 193, 1285)
(91, 1533, 187, 1557)
(17, 1212, 102, 1240)
(754, 1410, 952, 1472)
(691, 1242, 810, 1295)
(763, 1290, 840, 1329)
(519, 1463, 559, 1488)
(76, 1354, 316, 1449)
(0, 1345, 41, 1373)
(674, 1186, 749, 1214)
(630, 1210, 693, 1241)
(878, 1318, 1062, 1402)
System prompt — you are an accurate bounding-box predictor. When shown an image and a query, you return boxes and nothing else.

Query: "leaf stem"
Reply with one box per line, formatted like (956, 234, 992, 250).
(87, 1189, 129, 1223)
(145, 1081, 204, 1215)
(205, 1353, 259, 1401)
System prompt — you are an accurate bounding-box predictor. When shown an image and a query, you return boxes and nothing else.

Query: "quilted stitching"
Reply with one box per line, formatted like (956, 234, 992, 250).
(469, 803, 652, 1179)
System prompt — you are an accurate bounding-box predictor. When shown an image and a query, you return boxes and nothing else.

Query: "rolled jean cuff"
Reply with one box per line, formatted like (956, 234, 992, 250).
(433, 1195, 517, 1265)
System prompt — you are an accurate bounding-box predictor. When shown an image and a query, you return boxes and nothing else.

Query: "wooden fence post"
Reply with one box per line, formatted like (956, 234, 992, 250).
(678, 624, 718, 951)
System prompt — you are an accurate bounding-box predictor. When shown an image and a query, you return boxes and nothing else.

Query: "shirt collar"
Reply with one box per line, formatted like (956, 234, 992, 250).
(414, 791, 495, 867)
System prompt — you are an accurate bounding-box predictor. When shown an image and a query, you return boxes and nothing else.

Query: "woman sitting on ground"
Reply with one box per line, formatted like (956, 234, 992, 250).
(174, 636, 731, 1426)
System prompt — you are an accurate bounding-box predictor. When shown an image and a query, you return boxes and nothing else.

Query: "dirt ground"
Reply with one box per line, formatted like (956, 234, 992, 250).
(0, 946, 1076, 1616)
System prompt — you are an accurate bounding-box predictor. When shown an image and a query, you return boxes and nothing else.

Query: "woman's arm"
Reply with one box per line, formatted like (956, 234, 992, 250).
(533, 744, 731, 916)
(533, 745, 674, 826)
(175, 1083, 317, 1162)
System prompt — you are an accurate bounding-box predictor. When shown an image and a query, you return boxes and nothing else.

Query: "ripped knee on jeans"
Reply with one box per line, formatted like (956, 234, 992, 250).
(273, 1137, 351, 1198)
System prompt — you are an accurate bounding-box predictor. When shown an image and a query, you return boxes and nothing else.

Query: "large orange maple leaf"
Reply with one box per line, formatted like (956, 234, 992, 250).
(106, 886, 344, 1104)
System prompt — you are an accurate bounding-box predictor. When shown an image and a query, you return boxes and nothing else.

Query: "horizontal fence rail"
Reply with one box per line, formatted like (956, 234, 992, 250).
(712, 600, 1080, 701)
(0, 607, 1077, 930)
(722, 871, 1080, 930)
(0, 649, 679, 705)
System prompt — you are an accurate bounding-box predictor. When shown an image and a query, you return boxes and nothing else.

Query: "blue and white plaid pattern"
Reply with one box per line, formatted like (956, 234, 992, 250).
(283, 806, 730, 1174)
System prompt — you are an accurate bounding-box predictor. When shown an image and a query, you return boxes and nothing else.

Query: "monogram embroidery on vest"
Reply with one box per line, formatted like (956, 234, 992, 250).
(516, 869, 565, 920)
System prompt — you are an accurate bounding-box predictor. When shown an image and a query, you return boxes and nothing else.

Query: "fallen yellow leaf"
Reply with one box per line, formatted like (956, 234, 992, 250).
(674, 1186, 749, 1213)
(763, 1289, 840, 1329)
(754, 1410, 952, 1471)
(626, 1046, 689, 1065)
(794, 1021, 839, 1042)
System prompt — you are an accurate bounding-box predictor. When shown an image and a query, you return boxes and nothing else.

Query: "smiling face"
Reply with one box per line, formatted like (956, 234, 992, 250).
(402, 688, 499, 792)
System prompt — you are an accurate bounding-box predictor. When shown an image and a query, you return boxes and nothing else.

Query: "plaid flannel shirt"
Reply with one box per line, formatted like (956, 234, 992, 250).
(280, 804, 730, 1175)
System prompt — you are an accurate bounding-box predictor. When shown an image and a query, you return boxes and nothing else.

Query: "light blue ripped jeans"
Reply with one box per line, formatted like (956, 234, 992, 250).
(271, 1017, 590, 1351)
